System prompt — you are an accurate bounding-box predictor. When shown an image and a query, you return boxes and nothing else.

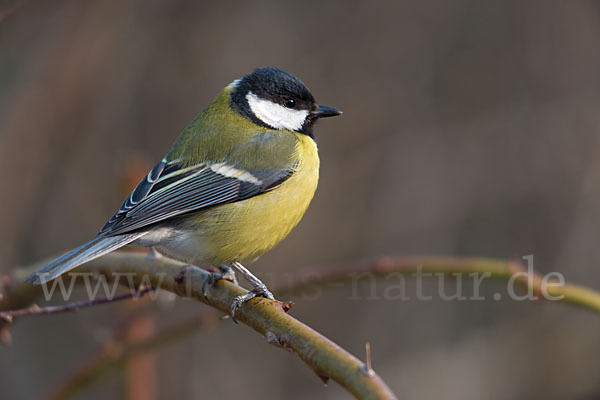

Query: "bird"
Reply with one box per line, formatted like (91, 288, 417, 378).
(26, 67, 342, 317)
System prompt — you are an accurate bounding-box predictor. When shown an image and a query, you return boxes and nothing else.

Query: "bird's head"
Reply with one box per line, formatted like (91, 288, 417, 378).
(229, 67, 341, 137)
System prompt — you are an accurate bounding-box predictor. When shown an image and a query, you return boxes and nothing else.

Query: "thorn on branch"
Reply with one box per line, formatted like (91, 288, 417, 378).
(360, 342, 374, 376)
(280, 300, 294, 313)
(265, 331, 292, 351)
(317, 373, 330, 385)
(266, 331, 278, 345)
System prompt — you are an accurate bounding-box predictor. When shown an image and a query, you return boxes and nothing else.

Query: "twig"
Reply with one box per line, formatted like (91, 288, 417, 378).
(0, 287, 153, 323)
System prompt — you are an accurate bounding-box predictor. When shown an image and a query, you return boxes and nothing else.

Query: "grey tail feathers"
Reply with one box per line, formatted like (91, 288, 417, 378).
(25, 233, 146, 285)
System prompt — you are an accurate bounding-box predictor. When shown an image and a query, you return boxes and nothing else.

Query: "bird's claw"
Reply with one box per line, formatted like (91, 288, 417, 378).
(230, 285, 275, 324)
(201, 266, 238, 300)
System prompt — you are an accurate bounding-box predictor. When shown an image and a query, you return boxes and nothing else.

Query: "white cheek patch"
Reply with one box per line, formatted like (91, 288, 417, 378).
(246, 91, 309, 131)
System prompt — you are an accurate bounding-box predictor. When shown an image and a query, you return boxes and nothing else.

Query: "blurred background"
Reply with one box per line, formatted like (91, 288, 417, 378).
(2, 0, 600, 399)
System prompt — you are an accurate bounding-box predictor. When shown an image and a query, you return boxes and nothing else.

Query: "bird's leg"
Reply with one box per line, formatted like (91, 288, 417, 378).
(218, 265, 239, 286)
(147, 246, 163, 259)
(201, 264, 238, 299)
(229, 261, 275, 322)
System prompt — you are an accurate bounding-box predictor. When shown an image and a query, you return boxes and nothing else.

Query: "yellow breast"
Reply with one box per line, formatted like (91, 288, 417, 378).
(179, 133, 319, 266)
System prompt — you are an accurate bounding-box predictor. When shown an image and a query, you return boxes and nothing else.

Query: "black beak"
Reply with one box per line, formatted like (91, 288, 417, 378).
(311, 104, 342, 119)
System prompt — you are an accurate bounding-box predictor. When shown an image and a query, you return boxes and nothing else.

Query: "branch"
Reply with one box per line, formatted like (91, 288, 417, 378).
(0, 287, 152, 322)
(2, 252, 398, 400)
(274, 256, 600, 314)
(3, 254, 600, 399)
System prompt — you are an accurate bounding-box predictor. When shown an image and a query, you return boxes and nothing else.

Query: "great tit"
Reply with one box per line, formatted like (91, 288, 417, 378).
(27, 67, 341, 315)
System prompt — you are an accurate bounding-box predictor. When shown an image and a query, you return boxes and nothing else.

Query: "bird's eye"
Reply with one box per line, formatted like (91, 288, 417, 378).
(284, 99, 296, 108)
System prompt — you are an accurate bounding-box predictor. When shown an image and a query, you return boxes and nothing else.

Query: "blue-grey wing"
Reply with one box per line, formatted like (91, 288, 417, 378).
(99, 158, 167, 233)
(99, 159, 293, 236)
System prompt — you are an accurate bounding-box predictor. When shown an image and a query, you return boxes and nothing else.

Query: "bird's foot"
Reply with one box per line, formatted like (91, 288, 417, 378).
(230, 284, 275, 324)
(229, 262, 276, 323)
(201, 265, 238, 300)
(219, 265, 239, 286)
